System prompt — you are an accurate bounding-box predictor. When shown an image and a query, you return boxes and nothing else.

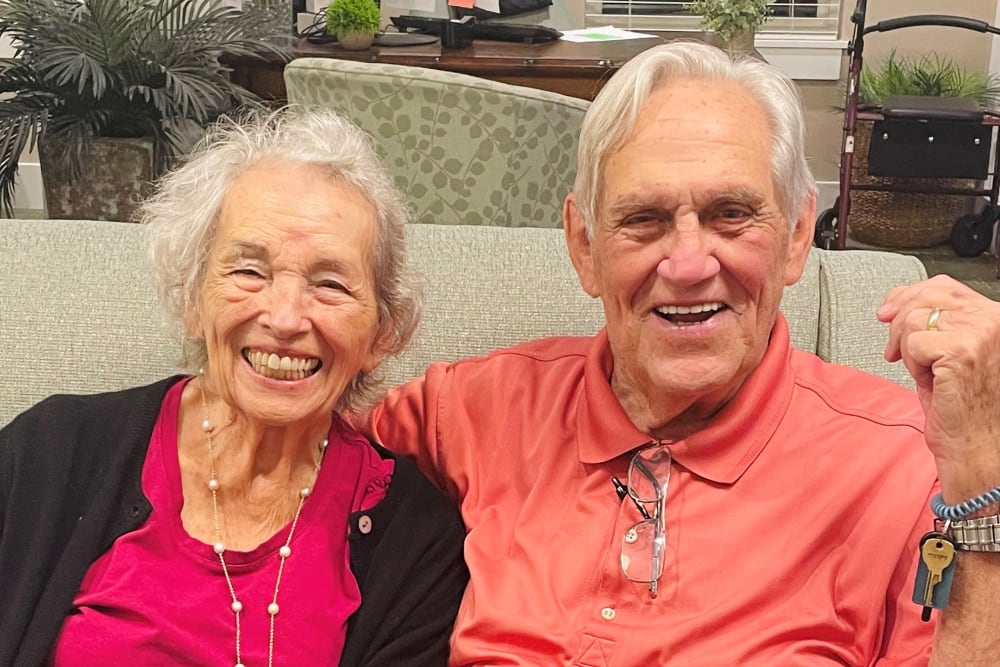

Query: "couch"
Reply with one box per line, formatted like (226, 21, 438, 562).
(283, 58, 589, 228)
(0, 218, 926, 428)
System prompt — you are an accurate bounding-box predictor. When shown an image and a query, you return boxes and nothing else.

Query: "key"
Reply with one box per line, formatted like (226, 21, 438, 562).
(921, 538, 952, 607)
(912, 531, 956, 622)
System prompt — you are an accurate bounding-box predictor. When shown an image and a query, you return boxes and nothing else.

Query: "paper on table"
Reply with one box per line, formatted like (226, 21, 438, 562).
(559, 26, 658, 42)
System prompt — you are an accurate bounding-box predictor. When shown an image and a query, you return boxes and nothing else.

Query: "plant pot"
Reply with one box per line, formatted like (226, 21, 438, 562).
(337, 30, 374, 50)
(39, 136, 156, 223)
(724, 29, 756, 58)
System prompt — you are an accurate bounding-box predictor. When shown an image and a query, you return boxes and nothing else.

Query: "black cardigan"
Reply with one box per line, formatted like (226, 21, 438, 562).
(0, 377, 468, 667)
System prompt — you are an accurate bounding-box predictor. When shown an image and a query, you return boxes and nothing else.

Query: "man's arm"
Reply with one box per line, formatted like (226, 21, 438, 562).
(879, 275, 1000, 665)
(359, 361, 468, 503)
(931, 554, 1000, 664)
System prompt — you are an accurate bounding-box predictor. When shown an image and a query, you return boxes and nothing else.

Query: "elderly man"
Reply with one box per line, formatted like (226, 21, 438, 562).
(363, 42, 1000, 665)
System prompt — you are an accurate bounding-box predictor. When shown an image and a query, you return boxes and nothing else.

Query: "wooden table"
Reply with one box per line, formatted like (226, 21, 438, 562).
(229, 33, 675, 102)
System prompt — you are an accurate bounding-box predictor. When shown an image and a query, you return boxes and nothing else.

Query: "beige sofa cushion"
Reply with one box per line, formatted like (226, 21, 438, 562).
(0, 219, 925, 427)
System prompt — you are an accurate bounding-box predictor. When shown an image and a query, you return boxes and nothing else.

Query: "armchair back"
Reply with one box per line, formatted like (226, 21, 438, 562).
(283, 57, 589, 228)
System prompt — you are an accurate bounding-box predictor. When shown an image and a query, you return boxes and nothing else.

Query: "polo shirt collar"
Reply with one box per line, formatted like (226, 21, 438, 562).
(576, 314, 796, 485)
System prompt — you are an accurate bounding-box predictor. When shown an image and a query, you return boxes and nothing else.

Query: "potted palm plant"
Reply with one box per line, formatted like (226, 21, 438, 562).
(325, 0, 380, 51)
(686, 0, 770, 57)
(0, 0, 289, 221)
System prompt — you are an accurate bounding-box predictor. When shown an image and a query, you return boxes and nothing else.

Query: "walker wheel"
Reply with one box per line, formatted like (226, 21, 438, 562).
(950, 212, 994, 258)
(814, 208, 838, 250)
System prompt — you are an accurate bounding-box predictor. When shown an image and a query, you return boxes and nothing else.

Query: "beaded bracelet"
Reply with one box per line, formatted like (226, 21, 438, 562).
(931, 485, 1000, 522)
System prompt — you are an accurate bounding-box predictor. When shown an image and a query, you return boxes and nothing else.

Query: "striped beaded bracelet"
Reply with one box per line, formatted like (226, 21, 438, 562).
(931, 485, 1000, 522)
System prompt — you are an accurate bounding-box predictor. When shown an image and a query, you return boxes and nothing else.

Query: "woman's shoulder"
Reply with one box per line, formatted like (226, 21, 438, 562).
(1, 376, 185, 457)
(365, 442, 463, 529)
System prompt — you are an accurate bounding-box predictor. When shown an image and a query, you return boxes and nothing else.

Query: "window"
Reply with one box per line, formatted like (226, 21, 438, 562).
(583, 0, 846, 80)
(584, 1, 841, 38)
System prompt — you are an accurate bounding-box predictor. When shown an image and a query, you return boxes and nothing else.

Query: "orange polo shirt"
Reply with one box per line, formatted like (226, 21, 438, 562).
(366, 315, 937, 666)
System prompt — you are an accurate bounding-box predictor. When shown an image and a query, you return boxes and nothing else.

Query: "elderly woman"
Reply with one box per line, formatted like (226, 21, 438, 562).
(0, 109, 467, 666)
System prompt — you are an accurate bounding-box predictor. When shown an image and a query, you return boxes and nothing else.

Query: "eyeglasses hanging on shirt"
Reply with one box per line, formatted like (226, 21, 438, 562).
(613, 443, 671, 597)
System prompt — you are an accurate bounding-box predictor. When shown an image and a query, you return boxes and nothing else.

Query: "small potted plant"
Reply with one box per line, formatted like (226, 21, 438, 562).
(326, 0, 381, 51)
(686, 0, 770, 56)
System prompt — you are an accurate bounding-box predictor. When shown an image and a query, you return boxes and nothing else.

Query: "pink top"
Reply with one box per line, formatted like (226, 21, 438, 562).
(50, 377, 393, 666)
(366, 315, 938, 666)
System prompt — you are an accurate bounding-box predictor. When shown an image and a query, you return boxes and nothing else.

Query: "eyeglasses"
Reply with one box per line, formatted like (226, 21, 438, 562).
(616, 444, 671, 597)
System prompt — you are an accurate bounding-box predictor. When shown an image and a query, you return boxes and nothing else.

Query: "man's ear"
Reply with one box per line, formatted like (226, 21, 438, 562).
(564, 193, 600, 298)
(783, 190, 817, 286)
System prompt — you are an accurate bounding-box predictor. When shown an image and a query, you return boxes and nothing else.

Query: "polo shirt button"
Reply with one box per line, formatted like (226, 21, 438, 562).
(358, 515, 373, 534)
(600, 607, 616, 621)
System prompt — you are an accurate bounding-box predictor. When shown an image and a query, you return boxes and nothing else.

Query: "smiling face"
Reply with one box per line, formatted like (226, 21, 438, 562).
(565, 78, 815, 435)
(193, 160, 384, 427)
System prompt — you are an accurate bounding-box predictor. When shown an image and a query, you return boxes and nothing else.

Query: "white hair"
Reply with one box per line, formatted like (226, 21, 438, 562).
(573, 41, 816, 235)
(140, 107, 421, 411)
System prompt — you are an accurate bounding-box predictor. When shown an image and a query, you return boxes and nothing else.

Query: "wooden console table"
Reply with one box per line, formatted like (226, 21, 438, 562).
(229, 33, 670, 102)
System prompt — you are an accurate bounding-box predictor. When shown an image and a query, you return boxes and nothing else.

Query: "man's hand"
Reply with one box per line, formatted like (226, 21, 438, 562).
(878, 274, 1000, 502)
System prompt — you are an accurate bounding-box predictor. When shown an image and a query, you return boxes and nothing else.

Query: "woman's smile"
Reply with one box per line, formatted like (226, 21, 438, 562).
(242, 348, 321, 381)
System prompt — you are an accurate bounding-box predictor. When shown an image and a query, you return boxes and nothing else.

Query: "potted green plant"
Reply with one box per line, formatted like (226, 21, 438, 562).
(686, 0, 770, 56)
(847, 52, 1000, 248)
(326, 0, 380, 51)
(0, 0, 288, 221)
(859, 52, 1000, 107)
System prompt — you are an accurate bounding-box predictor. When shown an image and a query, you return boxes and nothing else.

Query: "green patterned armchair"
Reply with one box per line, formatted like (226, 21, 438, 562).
(283, 57, 589, 227)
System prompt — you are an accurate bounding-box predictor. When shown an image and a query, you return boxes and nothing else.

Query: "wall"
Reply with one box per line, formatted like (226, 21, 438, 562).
(857, 0, 995, 66)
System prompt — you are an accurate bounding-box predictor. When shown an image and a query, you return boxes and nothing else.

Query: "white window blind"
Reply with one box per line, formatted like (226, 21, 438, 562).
(584, 1, 842, 38)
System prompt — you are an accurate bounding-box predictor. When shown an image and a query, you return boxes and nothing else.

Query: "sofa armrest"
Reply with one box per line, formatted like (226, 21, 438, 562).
(814, 248, 927, 388)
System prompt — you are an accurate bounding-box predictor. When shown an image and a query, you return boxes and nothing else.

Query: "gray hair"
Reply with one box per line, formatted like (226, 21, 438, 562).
(573, 41, 816, 235)
(140, 107, 421, 412)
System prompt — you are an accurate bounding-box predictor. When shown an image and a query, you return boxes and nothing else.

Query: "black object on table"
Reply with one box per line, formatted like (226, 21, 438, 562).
(389, 15, 562, 44)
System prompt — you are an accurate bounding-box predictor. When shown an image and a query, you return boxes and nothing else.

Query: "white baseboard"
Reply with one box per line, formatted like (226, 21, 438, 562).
(13, 160, 44, 214)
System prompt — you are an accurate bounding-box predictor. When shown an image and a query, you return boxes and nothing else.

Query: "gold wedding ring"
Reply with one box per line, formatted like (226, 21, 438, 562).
(926, 307, 942, 331)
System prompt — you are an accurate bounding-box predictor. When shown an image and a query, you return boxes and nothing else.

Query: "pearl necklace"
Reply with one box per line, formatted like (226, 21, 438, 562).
(200, 393, 328, 667)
